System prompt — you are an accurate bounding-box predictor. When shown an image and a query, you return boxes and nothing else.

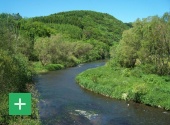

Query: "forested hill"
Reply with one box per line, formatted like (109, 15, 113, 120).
(0, 10, 130, 73)
(32, 10, 129, 45)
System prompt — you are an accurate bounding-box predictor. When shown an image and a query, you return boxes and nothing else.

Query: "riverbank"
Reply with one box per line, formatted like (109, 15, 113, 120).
(32, 62, 65, 73)
(76, 66, 170, 110)
(0, 84, 41, 125)
(0, 52, 41, 124)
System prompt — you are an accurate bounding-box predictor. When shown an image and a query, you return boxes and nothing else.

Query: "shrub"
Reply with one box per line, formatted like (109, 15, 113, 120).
(45, 64, 64, 71)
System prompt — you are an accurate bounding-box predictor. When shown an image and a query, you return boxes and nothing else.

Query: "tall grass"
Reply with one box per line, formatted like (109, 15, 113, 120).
(32, 62, 64, 73)
(76, 66, 170, 110)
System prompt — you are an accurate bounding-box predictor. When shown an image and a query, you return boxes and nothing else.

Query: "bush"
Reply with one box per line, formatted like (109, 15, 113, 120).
(45, 64, 64, 71)
(0, 50, 32, 92)
(0, 51, 40, 124)
(130, 67, 143, 78)
(33, 62, 65, 73)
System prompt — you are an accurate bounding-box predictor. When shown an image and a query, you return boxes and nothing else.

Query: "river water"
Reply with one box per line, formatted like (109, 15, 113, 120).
(36, 61, 170, 125)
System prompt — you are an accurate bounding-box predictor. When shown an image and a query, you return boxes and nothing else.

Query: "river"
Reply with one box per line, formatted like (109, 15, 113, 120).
(36, 61, 170, 125)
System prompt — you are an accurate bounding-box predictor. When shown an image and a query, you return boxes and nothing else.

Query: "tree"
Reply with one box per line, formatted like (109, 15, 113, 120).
(113, 28, 139, 68)
(112, 12, 170, 75)
(34, 37, 52, 66)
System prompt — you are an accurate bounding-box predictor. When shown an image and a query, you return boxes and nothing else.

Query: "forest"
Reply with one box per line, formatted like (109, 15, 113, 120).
(0, 10, 129, 124)
(1, 10, 170, 124)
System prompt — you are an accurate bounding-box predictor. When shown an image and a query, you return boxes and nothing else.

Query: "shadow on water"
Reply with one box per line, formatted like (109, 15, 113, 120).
(36, 61, 170, 125)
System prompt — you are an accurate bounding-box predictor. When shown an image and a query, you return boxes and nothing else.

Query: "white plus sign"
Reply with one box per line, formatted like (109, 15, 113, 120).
(14, 98, 26, 110)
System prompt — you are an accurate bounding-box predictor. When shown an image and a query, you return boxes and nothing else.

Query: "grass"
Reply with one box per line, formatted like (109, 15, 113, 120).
(32, 62, 64, 73)
(76, 65, 170, 110)
(0, 84, 41, 125)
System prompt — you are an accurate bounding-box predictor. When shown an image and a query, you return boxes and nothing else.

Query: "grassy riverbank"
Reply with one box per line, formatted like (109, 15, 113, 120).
(0, 84, 41, 125)
(76, 66, 170, 110)
(33, 62, 65, 73)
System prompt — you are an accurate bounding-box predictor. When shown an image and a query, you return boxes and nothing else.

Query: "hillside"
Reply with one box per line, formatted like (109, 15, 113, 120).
(16, 10, 130, 67)
(32, 10, 129, 45)
(0, 10, 130, 72)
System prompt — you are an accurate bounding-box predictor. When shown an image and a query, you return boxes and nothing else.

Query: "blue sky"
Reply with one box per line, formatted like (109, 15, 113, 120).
(0, 0, 169, 22)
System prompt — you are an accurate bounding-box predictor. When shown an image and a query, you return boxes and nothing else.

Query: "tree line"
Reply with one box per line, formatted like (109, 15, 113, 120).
(110, 12, 170, 75)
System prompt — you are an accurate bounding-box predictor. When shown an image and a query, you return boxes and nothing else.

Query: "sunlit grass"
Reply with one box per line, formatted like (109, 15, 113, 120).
(76, 66, 170, 110)
(32, 61, 64, 73)
(0, 85, 41, 125)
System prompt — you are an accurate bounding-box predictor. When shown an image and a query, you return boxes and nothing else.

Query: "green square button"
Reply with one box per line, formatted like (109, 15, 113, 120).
(9, 93, 31, 115)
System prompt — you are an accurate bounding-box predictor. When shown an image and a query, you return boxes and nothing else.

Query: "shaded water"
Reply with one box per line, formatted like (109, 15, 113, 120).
(36, 61, 170, 125)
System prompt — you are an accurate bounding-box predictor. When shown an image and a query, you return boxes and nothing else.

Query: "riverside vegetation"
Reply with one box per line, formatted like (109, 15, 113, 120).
(1, 10, 169, 124)
(76, 12, 170, 110)
(0, 14, 40, 124)
(0, 10, 129, 124)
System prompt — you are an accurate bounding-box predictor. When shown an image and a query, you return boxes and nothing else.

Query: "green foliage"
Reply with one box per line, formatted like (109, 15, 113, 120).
(0, 13, 40, 124)
(76, 66, 170, 110)
(34, 35, 109, 67)
(79, 40, 109, 62)
(20, 21, 56, 37)
(0, 22, 16, 53)
(33, 62, 64, 73)
(32, 10, 129, 45)
(0, 86, 41, 125)
(110, 12, 170, 75)
(0, 54, 40, 124)
(0, 10, 128, 67)
(76, 12, 170, 111)
(47, 23, 82, 39)
(45, 64, 64, 71)
(0, 50, 32, 92)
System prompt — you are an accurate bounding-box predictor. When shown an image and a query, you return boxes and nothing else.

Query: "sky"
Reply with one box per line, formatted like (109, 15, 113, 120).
(0, 0, 169, 22)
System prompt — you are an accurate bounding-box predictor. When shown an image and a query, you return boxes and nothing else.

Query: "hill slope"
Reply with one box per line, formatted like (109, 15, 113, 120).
(32, 10, 129, 45)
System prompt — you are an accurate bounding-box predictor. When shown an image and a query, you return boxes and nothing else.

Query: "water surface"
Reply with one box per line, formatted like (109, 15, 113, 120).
(36, 61, 170, 125)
